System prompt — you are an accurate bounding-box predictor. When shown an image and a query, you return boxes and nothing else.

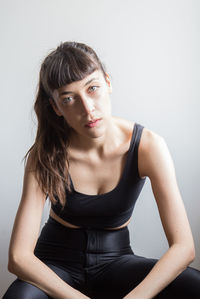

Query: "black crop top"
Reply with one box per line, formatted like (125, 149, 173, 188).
(51, 123, 146, 229)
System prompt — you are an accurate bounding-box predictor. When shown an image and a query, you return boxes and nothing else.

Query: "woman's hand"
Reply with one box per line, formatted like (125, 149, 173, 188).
(123, 293, 143, 299)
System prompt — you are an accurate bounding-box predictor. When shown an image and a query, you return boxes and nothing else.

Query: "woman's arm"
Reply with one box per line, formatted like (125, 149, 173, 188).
(8, 154, 90, 299)
(123, 128, 195, 299)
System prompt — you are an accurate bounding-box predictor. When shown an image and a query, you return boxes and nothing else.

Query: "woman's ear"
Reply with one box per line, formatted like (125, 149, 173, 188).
(49, 98, 62, 116)
(105, 72, 112, 93)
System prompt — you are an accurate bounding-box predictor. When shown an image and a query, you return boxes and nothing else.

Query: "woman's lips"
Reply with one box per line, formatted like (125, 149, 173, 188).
(85, 119, 101, 128)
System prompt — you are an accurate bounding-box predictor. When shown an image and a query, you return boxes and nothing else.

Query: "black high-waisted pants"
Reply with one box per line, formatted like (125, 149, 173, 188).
(3, 217, 200, 299)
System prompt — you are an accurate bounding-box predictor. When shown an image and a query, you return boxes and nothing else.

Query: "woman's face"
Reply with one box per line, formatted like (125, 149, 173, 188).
(51, 69, 112, 139)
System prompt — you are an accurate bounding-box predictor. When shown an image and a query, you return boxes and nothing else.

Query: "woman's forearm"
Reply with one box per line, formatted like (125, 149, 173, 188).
(123, 244, 195, 299)
(8, 252, 90, 299)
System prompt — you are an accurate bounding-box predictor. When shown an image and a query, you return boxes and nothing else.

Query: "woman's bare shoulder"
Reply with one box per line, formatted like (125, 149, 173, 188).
(140, 126, 165, 153)
(24, 149, 37, 172)
(112, 117, 137, 151)
(113, 118, 165, 149)
(21, 149, 47, 201)
(139, 126, 172, 179)
(112, 117, 164, 144)
(112, 116, 135, 134)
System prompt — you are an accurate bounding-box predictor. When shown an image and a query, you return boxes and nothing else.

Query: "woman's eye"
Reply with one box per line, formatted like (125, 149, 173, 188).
(63, 97, 73, 104)
(89, 86, 98, 92)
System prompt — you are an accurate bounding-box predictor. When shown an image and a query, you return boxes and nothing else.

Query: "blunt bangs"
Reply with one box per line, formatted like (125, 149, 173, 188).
(42, 47, 100, 95)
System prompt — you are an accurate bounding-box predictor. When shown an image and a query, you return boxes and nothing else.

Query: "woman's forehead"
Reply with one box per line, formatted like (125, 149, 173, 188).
(55, 69, 104, 94)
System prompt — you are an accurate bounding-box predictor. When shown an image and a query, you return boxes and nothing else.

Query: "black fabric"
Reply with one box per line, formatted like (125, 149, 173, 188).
(51, 123, 146, 229)
(3, 217, 200, 299)
(3, 122, 200, 298)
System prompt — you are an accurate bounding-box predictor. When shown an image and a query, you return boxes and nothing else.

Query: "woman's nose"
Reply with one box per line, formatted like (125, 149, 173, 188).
(80, 96, 95, 114)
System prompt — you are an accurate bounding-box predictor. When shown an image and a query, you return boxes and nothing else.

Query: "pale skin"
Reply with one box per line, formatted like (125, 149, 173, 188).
(7, 69, 195, 299)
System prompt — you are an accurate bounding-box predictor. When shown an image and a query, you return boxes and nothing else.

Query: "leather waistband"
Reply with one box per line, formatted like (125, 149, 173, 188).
(38, 216, 131, 252)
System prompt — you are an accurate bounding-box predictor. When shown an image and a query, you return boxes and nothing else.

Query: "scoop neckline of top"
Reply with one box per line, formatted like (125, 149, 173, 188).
(68, 122, 138, 198)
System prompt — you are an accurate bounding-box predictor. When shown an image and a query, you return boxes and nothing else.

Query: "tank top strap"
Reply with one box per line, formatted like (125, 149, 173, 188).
(130, 123, 144, 153)
(126, 122, 144, 180)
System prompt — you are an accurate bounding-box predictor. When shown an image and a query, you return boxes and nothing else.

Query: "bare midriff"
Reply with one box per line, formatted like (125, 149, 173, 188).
(50, 209, 131, 230)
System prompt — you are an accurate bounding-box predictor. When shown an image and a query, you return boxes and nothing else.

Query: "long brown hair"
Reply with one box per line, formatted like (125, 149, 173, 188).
(24, 41, 107, 206)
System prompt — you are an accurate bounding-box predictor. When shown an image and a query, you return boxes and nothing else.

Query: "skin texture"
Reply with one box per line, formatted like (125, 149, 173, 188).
(7, 70, 195, 299)
(50, 69, 113, 151)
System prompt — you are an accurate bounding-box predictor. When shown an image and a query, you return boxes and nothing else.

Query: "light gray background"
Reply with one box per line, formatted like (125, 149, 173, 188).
(0, 0, 199, 296)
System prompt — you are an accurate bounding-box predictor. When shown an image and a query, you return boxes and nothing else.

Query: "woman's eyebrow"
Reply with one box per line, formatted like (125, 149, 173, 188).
(84, 77, 99, 87)
(59, 77, 99, 96)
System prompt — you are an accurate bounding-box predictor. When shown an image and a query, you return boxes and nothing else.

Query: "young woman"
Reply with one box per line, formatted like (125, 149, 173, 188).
(3, 41, 200, 299)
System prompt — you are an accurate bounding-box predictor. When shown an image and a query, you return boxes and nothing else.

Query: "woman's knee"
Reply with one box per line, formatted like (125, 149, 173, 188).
(2, 263, 80, 299)
(2, 278, 51, 299)
(157, 265, 200, 299)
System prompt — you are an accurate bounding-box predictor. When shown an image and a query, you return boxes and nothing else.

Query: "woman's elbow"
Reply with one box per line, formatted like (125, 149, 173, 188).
(170, 242, 196, 269)
(179, 243, 196, 265)
(7, 251, 32, 275)
(187, 245, 196, 263)
(8, 253, 22, 274)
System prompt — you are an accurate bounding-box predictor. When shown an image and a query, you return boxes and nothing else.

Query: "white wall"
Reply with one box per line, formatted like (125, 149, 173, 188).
(1, 0, 200, 296)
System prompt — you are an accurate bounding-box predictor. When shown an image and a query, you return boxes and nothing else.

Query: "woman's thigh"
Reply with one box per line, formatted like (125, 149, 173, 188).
(2, 263, 80, 299)
(2, 278, 51, 299)
(88, 253, 200, 299)
(157, 265, 200, 299)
